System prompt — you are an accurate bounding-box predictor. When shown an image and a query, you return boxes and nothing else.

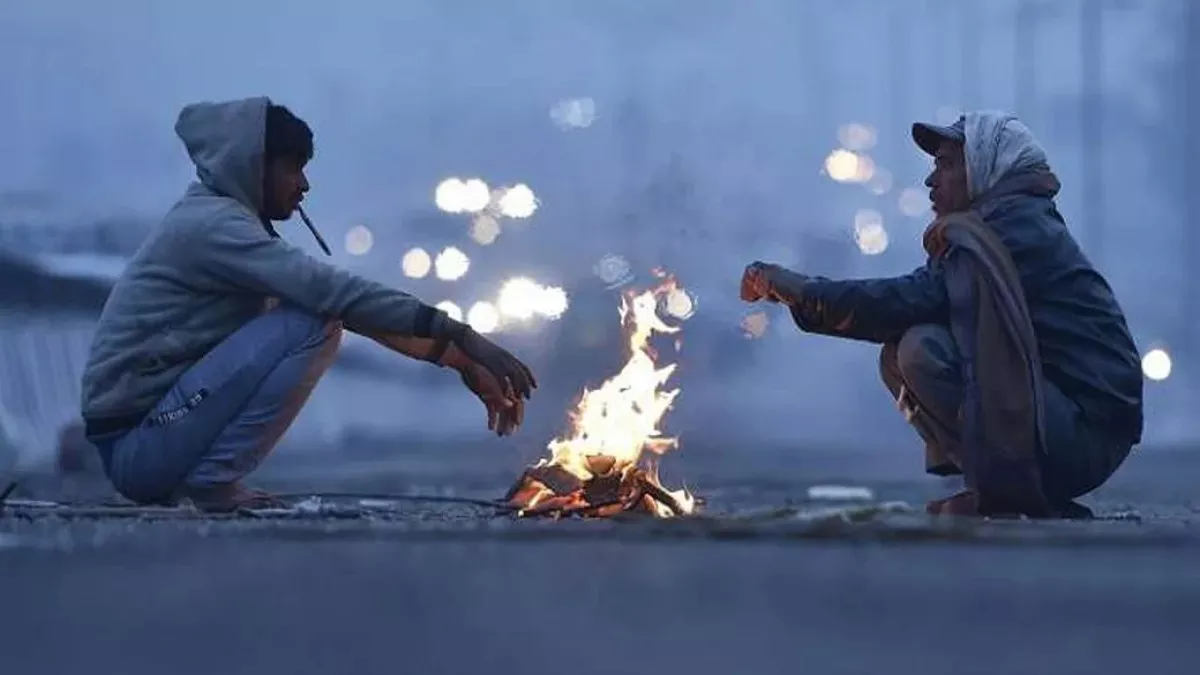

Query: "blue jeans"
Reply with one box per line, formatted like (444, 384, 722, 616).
(91, 306, 342, 504)
(879, 324, 1130, 503)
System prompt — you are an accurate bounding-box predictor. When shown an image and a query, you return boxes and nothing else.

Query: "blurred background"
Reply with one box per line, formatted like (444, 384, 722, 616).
(0, 0, 1195, 481)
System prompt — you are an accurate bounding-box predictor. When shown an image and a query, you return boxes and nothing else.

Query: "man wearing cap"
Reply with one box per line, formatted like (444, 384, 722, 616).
(740, 111, 1143, 518)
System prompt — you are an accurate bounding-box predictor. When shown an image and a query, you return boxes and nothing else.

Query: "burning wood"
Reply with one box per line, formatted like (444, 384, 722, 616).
(506, 278, 698, 519)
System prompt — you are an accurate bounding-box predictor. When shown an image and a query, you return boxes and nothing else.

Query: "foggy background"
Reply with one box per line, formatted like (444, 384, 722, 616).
(0, 0, 1196, 477)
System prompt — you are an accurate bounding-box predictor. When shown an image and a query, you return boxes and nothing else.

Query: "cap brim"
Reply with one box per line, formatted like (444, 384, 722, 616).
(912, 122, 963, 156)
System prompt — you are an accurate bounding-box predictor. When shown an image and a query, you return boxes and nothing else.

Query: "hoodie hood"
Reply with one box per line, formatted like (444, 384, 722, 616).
(175, 96, 270, 213)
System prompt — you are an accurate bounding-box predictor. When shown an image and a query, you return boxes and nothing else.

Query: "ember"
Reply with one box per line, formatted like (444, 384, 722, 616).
(505, 278, 697, 518)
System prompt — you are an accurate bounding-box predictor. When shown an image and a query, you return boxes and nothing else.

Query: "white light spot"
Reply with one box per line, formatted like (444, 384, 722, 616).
(495, 184, 539, 219)
(497, 277, 570, 321)
(1142, 348, 1172, 381)
(838, 123, 877, 151)
(537, 286, 569, 320)
(400, 247, 432, 279)
(594, 253, 634, 288)
(434, 246, 471, 281)
(435, 300, 463, 322)
(899, 187, 929, 217)
(497, 277, 542, 321)
(467, 301, 500, 334)
(469, 214, 501, 245)
(434, 177, 492, 214)
(663, 287, 696, 320)
(824, 149, 861, 182)
(435, 178, 466, 213)
(344, 225, 374, 256)
(854, 210, 889, 255)
(741, 311, 769, 339)
(550, 97, 597, 129)
(460, 179, 491, 213)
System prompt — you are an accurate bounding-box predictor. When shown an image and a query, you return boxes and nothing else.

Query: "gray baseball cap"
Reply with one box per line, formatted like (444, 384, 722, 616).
(912, 116, 965, 156)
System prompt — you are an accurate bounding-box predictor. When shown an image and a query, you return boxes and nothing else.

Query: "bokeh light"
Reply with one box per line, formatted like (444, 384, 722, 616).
(594, 253, 634, 288)
(663, 286, 697, 320)
(497, 277, 541, 320)
(467, 301, 500, 334)
(434, 246, 471, 281)
(868, 168, 894, 196)
(550, 97, 597, 129)
(497, 277, 570, 321)
(854, 208, 883, 230)
(469, 215, 501, 245)
(495, 184, 539, 219)
(401, 247, 432, 279)
(538, 286, 569, 320)
(838, 123, 877, 151)
(898, 187, 929, 217)
(851, 154, 876, 182)
(824, 149, 861, 182)
(435, 177, 492, 214)
(854, 209, 889, 255)
(1142, 347, 1172, 381)
(824, 150, 875, 183)
(435, 300, 463, 323)
(344, 225, 374, 256)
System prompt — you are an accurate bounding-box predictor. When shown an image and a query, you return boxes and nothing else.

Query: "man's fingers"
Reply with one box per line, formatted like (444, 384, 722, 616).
(495, 395, 520, 436)
(520, 360, 538, 393)
(487, 398, 498, 432)
(513, 396, 525, 427)
(503, 358, 536, 400)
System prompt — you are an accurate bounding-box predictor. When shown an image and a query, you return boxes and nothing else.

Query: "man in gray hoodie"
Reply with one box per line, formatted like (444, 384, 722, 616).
(81, 97, 535, 512)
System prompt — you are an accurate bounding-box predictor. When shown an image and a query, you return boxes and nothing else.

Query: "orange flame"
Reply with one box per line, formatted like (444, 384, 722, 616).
(525, 278, 695, 517)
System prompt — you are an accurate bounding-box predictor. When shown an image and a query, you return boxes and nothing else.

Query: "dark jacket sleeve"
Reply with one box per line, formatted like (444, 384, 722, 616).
(773, 263, 949, 344)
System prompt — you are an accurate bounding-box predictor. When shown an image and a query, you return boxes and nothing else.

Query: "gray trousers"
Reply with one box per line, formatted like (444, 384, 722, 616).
(92, 306, 342, 504)
(879, 324, 1130, 503)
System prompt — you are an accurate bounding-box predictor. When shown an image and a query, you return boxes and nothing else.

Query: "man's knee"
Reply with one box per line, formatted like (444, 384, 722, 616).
(878, 342, 901, 393)
(895, 325, 959, 384)
(266, 305, 343, 352)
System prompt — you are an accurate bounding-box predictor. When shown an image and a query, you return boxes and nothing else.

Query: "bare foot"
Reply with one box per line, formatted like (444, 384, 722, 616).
(180, 483, 288, 513)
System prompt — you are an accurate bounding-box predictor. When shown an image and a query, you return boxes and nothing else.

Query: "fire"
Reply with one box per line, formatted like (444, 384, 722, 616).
(505, 278, 697, 518)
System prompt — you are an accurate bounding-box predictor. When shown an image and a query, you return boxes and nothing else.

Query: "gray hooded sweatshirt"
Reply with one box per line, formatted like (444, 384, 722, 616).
(81, 96, 450, 431)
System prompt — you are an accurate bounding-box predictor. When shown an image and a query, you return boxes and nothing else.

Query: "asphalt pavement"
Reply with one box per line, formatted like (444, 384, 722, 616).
(2, 441, 1198, 675)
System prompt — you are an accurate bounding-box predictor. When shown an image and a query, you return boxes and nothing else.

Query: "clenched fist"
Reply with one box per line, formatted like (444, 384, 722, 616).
(740, 262, 775, 302)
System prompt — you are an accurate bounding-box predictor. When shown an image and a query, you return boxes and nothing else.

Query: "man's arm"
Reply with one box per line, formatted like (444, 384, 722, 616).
(189, 207, 457, 340)
(358, 331, 525, 435)
(766, 263, 949, 344)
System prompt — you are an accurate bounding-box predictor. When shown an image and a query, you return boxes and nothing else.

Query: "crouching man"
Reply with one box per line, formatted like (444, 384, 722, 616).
(741, 111, 1143, 518)
(81, 97, 535, 512)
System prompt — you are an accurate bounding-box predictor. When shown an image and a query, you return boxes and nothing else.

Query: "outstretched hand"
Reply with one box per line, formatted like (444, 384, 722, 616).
(458, 360, 524, 436)
(453, 328, 537, 402)
(445, 327, 536, 436)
